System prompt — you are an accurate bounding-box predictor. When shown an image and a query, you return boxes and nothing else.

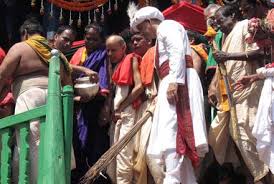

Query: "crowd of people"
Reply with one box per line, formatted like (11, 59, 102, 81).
(0, 0, 273, 184)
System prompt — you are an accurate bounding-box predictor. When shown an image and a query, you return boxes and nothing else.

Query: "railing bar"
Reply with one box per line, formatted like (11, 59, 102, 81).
(0, 128, 12, 184)
(0, 106, 46, 129)
(37, 117, 46, 184)
(18, 122, 30, 184)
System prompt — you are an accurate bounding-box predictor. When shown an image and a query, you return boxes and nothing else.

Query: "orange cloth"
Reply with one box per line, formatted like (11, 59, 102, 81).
(204, 26, 217, 38)
(70, 46, 87, 66)
(25, 35, 72, 73)
(112, 53, 142, 86)
(191, 44, 208, 62)
(112, 53, 142, 109)
(218, 76, 230, 112)
(140, 47, 155, 86)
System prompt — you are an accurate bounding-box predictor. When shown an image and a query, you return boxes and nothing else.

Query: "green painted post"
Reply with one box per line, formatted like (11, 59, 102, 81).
(0, 129, 12, 184)
(62, 85, 74, 184)
(18, 122, 30, 184)
(39, 49, 66, 184)
(37, 117, 46, 184)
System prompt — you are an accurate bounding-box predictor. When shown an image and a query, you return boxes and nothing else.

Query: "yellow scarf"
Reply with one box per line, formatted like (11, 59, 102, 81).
(191, 44, 208, 62)
(80, 47, 88, 66)
(25, 35, 72, 74)
(204, 26, 217, 38)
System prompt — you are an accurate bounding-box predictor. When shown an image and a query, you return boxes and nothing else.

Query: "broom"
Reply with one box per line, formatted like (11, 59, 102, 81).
(80, 103, 156, 184)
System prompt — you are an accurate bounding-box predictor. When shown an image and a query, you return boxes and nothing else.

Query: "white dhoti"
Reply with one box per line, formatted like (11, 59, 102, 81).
(114, 105, 136, 184)
(12, 87, 47, 184)
(107, 85, 137, 184)
(12, 85, 76, 184)
(252, 67, 274, 174)
(133, 99, 154, 184)
(107, 107, 141, 184)
(146, 74, 177, 158)
(147, 69, 205, 184)
(114, 106, 135, 184)
(187, 68, 208, 158)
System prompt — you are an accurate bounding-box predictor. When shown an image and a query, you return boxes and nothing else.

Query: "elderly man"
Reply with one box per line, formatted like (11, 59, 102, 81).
(209, 5, 270, 184)
(106, 35, 144, 184)
(131, 6, 206, 184)
(204, 4, 223, 110)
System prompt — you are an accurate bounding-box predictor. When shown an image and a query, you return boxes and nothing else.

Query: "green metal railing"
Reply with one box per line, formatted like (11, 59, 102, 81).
(0, 49, 74, 184)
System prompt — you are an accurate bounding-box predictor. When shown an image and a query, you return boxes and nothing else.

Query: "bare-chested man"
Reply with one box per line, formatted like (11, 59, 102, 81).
(0, 19, 74, 183)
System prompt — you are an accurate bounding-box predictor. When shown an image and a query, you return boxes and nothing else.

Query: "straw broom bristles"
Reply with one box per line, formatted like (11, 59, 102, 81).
(80, 104, 155, 184)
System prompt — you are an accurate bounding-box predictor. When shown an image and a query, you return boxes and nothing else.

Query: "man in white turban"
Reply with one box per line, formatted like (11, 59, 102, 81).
(131, 6, 207, 184)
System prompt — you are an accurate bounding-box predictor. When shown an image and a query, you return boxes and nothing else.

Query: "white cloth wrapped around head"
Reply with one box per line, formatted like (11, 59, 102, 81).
(131, 6, 164, 31)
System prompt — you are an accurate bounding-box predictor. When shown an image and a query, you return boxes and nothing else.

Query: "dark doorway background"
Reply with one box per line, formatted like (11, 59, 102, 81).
(0, 0, 173, 52)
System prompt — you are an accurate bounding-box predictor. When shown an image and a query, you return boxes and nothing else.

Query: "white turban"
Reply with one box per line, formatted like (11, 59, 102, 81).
(131, 6, 164, 31)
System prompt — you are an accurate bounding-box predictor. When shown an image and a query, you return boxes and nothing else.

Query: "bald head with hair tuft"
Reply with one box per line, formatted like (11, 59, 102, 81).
(106, 35, 127, 64)
(106, 35, 126, 48)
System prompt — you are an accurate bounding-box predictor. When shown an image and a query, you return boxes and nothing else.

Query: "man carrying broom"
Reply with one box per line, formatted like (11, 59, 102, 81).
(106, 35, 144, 184)
(131, 6, 206, 184)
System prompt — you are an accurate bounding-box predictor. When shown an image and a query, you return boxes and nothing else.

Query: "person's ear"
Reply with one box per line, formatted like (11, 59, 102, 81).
(23, 29, 28, 40)
(143, 19, 152, 26)
(54, 34, 58, 41)
(189, 39, 195, 45)
(122, 44, 126, 53)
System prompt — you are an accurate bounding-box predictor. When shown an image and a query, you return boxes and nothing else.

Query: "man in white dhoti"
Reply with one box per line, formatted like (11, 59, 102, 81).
(0, 20, 78, 183)
(131, 6, 207, 184)
(106, 35, 145, 184)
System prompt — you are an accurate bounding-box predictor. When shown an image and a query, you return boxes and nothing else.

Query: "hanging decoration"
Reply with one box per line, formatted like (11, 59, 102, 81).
(40, 0, 45, 15)
(88, 10, 92, 25)
(114, 0, 118, 11)
(47, 0, 108, 12)
(101, 6, 104, 23)
(49, 2, 54, 19)
(93, 9, 97, 23)
(59, 8, 64, 24)
(33, 0, 111, 28)
(77, 12, 82, 28)
(69, 10, 73, 26)
(107, 0, 112, 15)
(31, 0, 36, 7)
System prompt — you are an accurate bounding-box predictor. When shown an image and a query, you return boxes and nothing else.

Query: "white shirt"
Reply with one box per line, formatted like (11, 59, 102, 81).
(157, 20, 191, 84)
(257, 67, 274, 78)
